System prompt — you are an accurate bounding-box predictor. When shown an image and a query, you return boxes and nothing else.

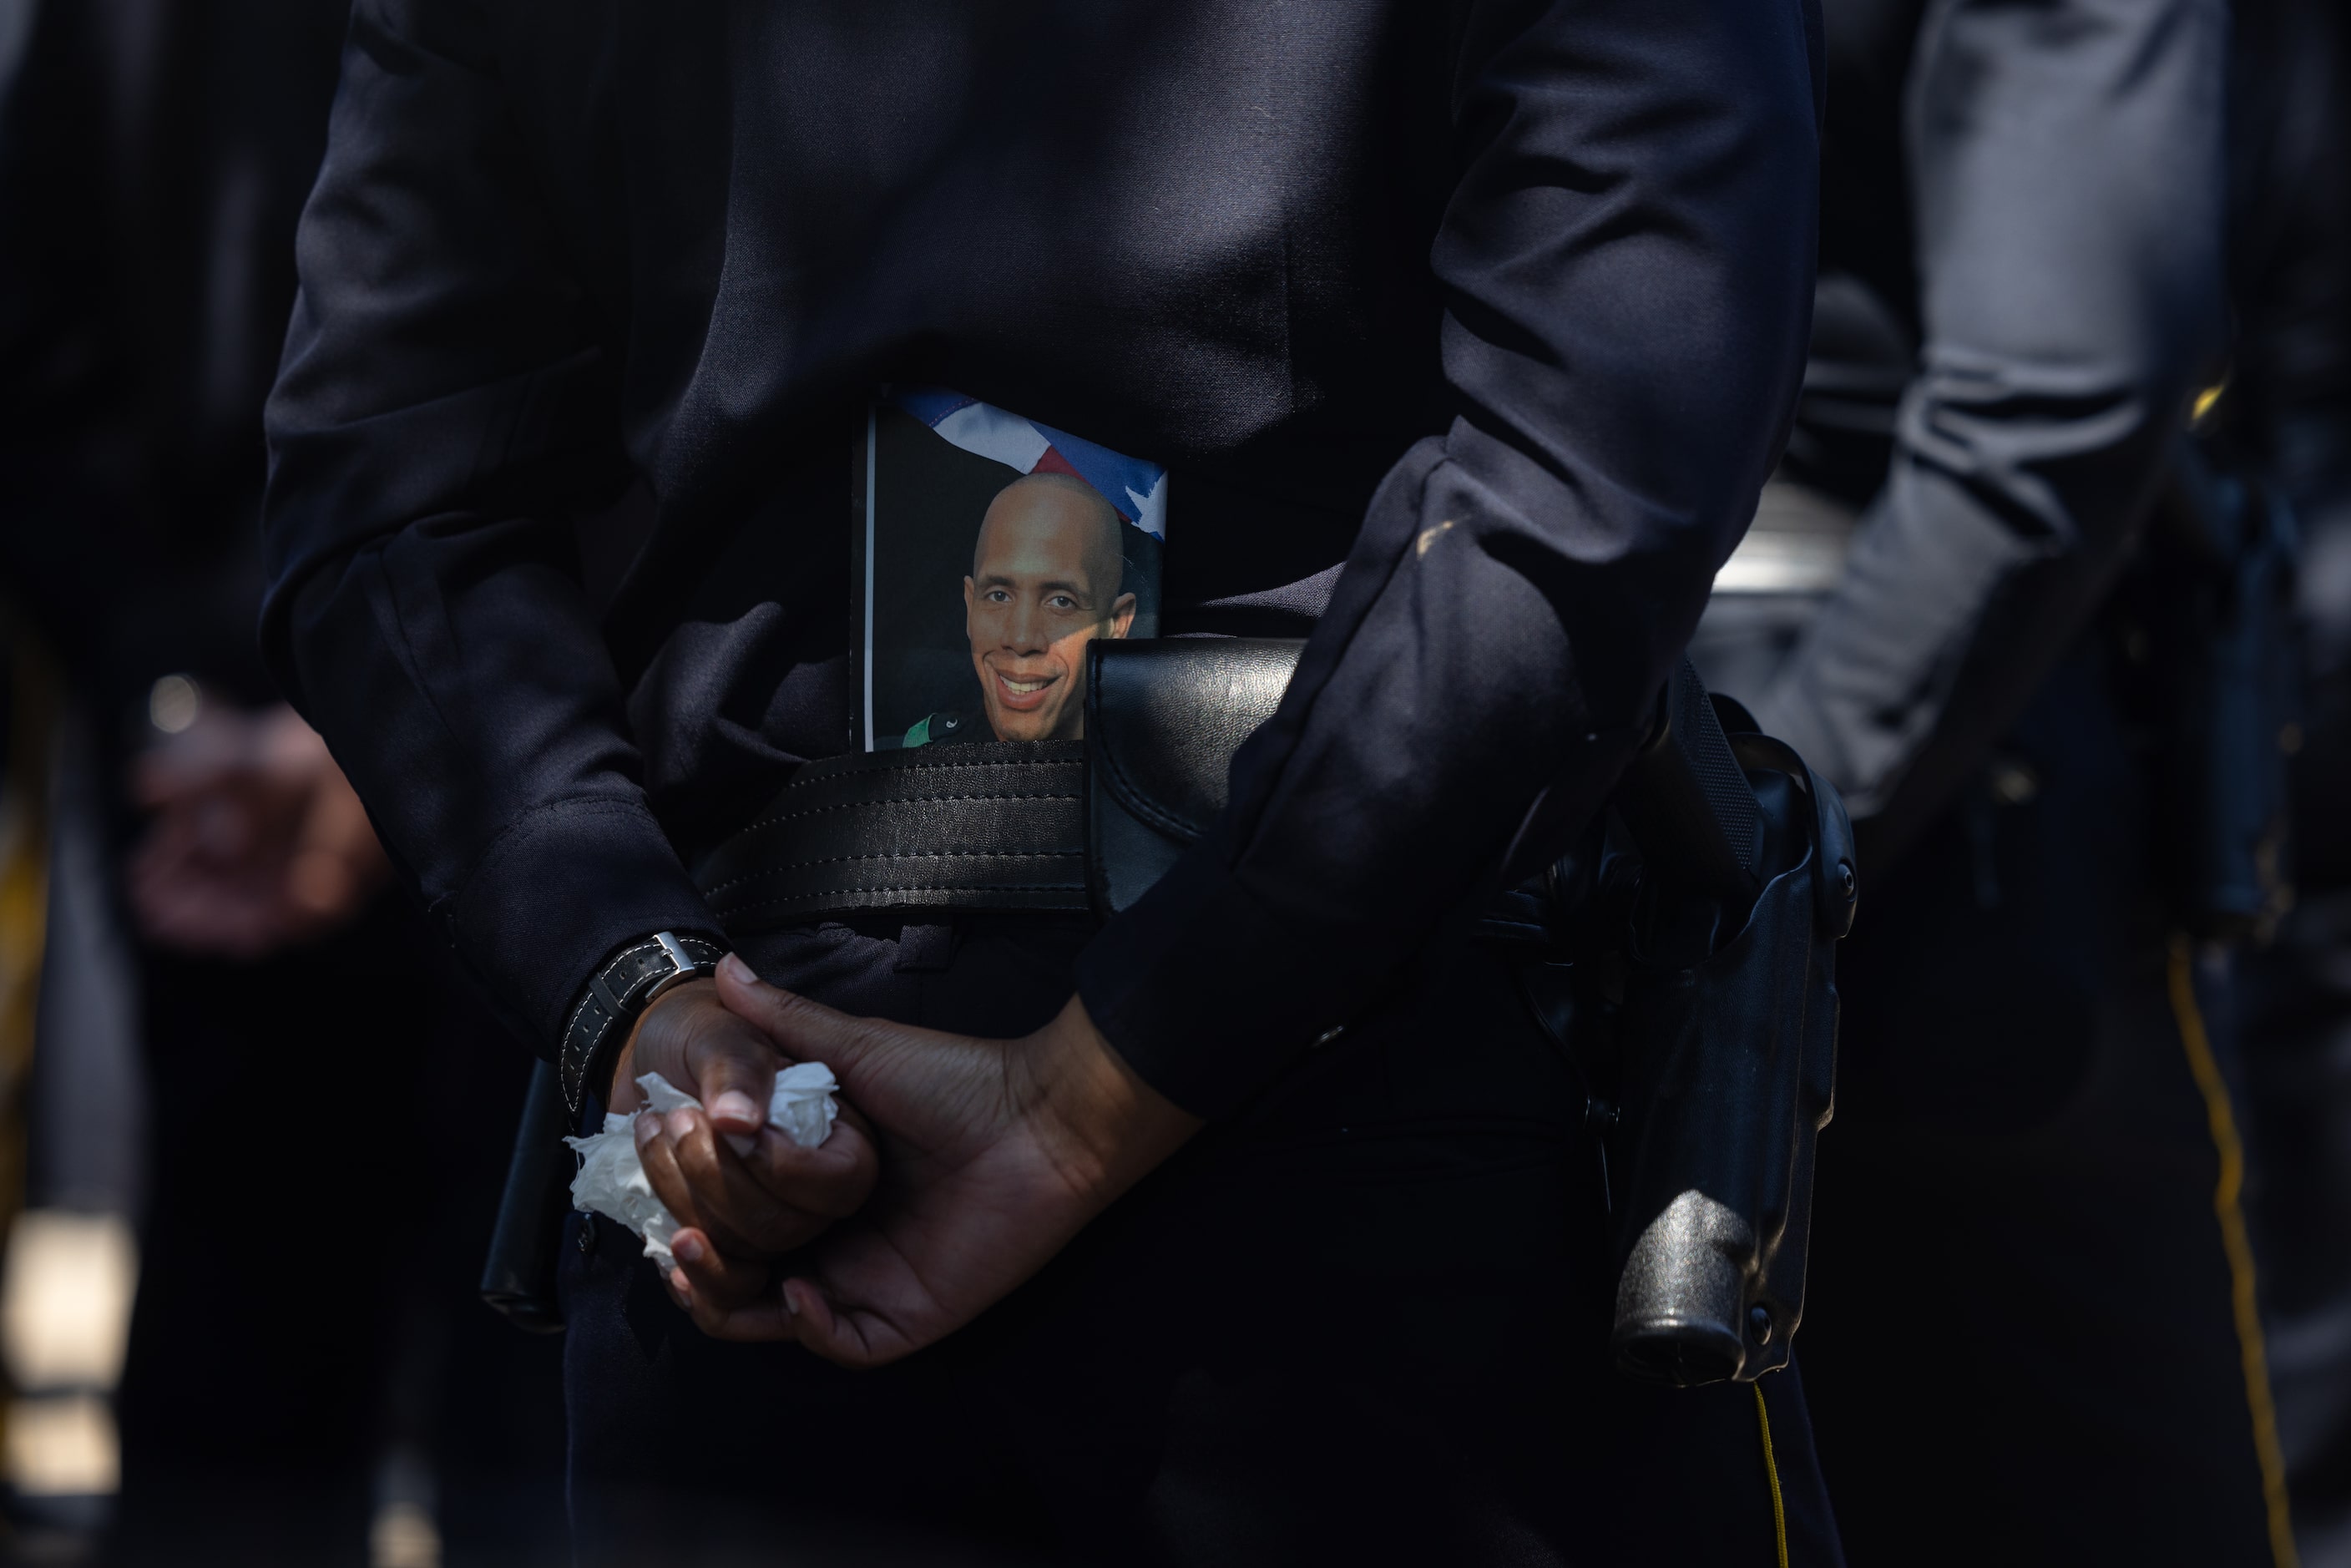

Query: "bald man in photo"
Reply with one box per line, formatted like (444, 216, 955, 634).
(958, 471, 1137, 743)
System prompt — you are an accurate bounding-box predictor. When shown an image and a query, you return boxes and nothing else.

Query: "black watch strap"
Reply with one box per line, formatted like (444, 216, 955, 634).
(559, 931, 728, 1112)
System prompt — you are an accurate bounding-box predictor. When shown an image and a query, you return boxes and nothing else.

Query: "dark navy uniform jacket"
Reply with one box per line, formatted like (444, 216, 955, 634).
(260, 0, 1822, 1116)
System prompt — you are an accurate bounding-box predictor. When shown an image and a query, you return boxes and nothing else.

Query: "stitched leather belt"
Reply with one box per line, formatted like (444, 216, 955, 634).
(692, 638, 1307, 928)
(689, 638, 1560, 948)
(691, 741, 1090, 928)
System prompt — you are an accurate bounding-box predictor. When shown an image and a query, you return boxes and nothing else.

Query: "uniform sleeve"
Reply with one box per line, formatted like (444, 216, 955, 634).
(1747, 0, 2229, 866)
(1075, 0, 1823, 1117)
(260, 0, 722, 1059)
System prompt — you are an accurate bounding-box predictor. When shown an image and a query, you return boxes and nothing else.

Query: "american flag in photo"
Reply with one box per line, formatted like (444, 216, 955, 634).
(887, 387, 1168, 541)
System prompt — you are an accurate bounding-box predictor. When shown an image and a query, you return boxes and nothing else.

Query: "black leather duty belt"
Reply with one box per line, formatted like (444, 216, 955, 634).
(688, 637, 1560, 948)
(691, 741, 1092, 928)
(691, 637, 1307, 929)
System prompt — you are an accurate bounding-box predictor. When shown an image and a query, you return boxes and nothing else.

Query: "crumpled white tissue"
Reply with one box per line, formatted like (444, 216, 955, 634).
(566, 1065, 841, 1268)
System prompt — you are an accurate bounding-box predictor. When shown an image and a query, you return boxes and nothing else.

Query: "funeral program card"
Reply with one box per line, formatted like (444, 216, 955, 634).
(854, 388, 1166, 751)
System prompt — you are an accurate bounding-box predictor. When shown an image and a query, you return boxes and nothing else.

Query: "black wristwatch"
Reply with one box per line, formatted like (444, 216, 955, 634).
(559, 931, 728, 1111)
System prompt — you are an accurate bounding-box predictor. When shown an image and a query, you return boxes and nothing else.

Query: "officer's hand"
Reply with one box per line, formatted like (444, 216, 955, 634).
(611, 980, 881, 1319)
(664, 954, 1201, 1363)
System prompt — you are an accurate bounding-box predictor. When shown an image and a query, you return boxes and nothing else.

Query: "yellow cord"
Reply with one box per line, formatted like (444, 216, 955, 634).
(1754, 1382, 1790, 1568)
(2167, 938, 2300, 1568)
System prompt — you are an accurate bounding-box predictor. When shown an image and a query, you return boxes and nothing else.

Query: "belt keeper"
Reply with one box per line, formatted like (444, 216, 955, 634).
(589, 974, 626, 1018)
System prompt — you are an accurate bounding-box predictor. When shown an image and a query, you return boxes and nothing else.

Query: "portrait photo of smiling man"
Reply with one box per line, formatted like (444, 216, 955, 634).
(858, 389, 1165, 751)
(958, 472, 1136, 741)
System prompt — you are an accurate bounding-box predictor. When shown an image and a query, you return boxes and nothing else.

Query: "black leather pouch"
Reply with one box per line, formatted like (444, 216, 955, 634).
(1084, 638, 1303, 916)
(479, 1058, 579, 1334)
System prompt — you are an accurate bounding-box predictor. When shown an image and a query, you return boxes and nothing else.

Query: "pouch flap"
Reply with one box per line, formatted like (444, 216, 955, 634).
(1086, 638, 1304, 842)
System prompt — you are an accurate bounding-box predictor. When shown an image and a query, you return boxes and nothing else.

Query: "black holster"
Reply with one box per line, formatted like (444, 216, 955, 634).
(2138, 438, 2301, 941)
(478, 1056, 574, 1333)
(1596, 670, 1855, 1385)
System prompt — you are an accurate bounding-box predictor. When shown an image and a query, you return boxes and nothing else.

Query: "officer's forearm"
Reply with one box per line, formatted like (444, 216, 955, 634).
(1754, 0, 2228, 867)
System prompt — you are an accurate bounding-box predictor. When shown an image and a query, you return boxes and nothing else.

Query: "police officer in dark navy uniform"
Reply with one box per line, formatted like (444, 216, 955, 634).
(1688, 0, 2288, 1557)
(260, 3, 1841, 1561)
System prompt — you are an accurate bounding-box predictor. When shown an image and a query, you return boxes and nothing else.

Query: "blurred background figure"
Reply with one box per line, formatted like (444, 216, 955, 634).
(2222, 0, 2351, 1560)
(0, 0, 566, 1563)
(1686, 0, 2308, 1560)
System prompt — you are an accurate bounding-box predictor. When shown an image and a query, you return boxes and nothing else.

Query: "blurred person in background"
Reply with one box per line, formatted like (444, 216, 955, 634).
(1681, 0, 2299, 1559)
(2221, 0, 2351, 1559)
(0, 0, 566, 1562)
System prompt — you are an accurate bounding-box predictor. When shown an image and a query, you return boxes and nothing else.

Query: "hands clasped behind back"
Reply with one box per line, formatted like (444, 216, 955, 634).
(636, 953, 1202, 1366)
(613, 978, 881, 1321)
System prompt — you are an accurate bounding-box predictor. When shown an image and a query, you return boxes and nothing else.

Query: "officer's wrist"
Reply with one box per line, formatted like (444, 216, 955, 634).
(1013, 995, 1202, 1210)
(602, 978, 717, 1106)
(561, 930, 728, 1112)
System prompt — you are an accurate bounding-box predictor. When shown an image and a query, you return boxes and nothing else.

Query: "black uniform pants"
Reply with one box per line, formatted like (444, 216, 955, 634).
(1797, 660, 2281, 1565)
(559, 918, 1844, 1566)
